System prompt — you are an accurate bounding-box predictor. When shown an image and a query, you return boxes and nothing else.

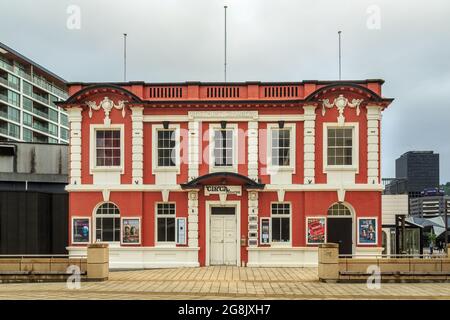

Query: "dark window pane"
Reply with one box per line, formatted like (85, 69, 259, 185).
(166, 218, 175, 242)
(281, 218, 290, 242)
(157, 218, 166, 242)
(272, 218, 280, 242)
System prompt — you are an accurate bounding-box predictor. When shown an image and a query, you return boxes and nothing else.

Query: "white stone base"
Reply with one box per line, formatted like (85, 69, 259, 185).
(247, 247, 318, 267)
(67, 246, 200, 269)
(354, 246, 383, 258)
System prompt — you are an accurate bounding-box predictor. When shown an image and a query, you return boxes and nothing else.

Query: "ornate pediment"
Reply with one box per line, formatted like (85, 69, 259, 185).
(85, 97, 127, 126)
(320, 94, 363, 125)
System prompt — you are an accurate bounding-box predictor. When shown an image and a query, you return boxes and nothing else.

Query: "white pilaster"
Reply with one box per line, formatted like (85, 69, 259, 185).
(188, 191, 199, 247)
(131, 106, 144, 185)
(188, 121, 200, 181)
(366, 105, 382, 185)
(67, 107, 82, 185)
(248, 191, 259, 247)
(248, 121, 259, 181)
(303, 105, 317, 184)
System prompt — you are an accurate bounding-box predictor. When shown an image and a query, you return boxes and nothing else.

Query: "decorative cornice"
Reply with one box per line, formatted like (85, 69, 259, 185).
(85, 96, 127, 126)
(320, 94, 363, 125)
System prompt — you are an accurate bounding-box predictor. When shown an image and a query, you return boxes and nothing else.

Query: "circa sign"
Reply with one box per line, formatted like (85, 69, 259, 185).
(204, 185, 242, 196)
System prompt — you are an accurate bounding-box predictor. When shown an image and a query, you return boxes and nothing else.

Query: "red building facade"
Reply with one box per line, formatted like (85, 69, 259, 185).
(60, 80, 393, 268)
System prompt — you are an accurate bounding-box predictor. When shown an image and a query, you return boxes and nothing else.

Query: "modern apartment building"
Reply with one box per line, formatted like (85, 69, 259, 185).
(0, 42, 69, 143)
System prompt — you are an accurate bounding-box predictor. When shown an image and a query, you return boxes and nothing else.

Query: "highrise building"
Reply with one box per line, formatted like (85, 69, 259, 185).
(0, 42, 68, 143)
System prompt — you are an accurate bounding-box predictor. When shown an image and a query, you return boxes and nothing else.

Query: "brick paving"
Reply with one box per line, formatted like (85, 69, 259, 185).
(0, 267, 450, 299)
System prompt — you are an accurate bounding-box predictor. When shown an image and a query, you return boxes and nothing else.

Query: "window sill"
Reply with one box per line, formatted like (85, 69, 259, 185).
(325, 166, 358, 172)
(153, 167, 180, 173)
(267, 166, 295, 173)
(91, 166, 123, 173)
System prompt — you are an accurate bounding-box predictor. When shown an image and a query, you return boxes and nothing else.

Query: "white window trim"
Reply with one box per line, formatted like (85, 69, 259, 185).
(323, 122, 359, 173)
(152, 123, 181, 173)
(71, 216, 91, 245)
(93, 202, 121, 245)
(89, 124, 125, 174)
(266, 123, 296, 173)
(270, 201, 292, 247)
(155, 202, 177, 247)
(208, 123, 238, 173)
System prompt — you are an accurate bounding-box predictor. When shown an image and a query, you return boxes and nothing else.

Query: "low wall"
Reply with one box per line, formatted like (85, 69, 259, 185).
(0, 244, 109, 283)
(247, 247, 318, 267)
(318, 243, 450, 283)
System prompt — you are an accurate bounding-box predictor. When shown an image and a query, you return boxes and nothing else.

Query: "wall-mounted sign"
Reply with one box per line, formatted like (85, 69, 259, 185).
(306, 217, 326, 245)
(204, 185, 242, 196)
(121, 217, 141, 245)
(72, 217, 90, 244)
(260, 218, 270, 245)
(176, 217, 187, 245)
(357, 217, 377, 245)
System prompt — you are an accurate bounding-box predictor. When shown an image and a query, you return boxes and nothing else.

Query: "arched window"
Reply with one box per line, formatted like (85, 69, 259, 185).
(327, 203, 351, 216)
(95, 202, 120, 242)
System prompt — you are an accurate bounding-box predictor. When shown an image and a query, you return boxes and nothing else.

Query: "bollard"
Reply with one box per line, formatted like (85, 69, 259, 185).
(87, 243, 109, 281)
(318, 243, 339, 282)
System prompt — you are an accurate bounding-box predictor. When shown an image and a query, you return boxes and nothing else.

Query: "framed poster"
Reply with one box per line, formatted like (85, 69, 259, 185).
(260, 218, 271, 245)
(357, 217, 377, 245)
(176, 217, 187, 245)
(72, 217, 90, 244)
(306, 217, 326, 245)
(121, 217, 141, 245)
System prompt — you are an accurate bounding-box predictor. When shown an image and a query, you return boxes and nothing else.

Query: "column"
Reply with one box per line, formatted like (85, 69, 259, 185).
(67, 107, 82, 185)
(247, 121, 259, 181)
(367, 106, 382, 185)
(188, 120, 199, 181)
(131, 106, 144, 185)
(248, 191, 259, 246)
(188, 191, 199, 247)
(303, 105, 317, 184)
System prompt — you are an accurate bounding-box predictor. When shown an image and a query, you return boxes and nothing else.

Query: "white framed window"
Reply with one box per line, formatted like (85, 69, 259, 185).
(95, 202, 120, 243)
(156, 202, 176, 245)
(323, 123, 359, 172)
(271, 202, 291, 245)
(267, 123, 296, 172)
(90, 124, 124, 173)
(209, 123, 238, 172)
(152, 124, 180, 172)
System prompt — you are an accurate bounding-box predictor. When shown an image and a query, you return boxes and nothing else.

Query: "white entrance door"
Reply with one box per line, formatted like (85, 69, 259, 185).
(210, 208, 237, 265)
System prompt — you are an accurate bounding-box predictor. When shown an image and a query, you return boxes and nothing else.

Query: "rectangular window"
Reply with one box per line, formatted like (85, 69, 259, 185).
(23, 97, 33, 111)
(271, 203, 290, 243)
(272, 128, 290, 166)
(7, 74, 20, 90)
(23, 128, 33, 142)
(95, 129, 121, 167)
(60, 127, 69, 141)
(48, 123, 58, 136)
(23, 81, 32, 96)
(23, 112, 33, 127)
(60, 113, 68, 127)
(156, 203, 176, 243)
(157, 129, 176, 167)
(327, 128, 353, 166)
(213, 129, 233, 167)
(48, 108, 58, 122)
(8, 123, 19, 138)
(7, 106, 20, 123)
(7, 90, 19, 107)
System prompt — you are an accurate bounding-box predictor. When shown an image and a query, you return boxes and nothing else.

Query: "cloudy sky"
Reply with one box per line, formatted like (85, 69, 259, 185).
(1, 0, 449, 182)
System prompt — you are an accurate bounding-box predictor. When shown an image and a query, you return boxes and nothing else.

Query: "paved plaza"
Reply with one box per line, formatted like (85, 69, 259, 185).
(1, 267, 450, 299)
